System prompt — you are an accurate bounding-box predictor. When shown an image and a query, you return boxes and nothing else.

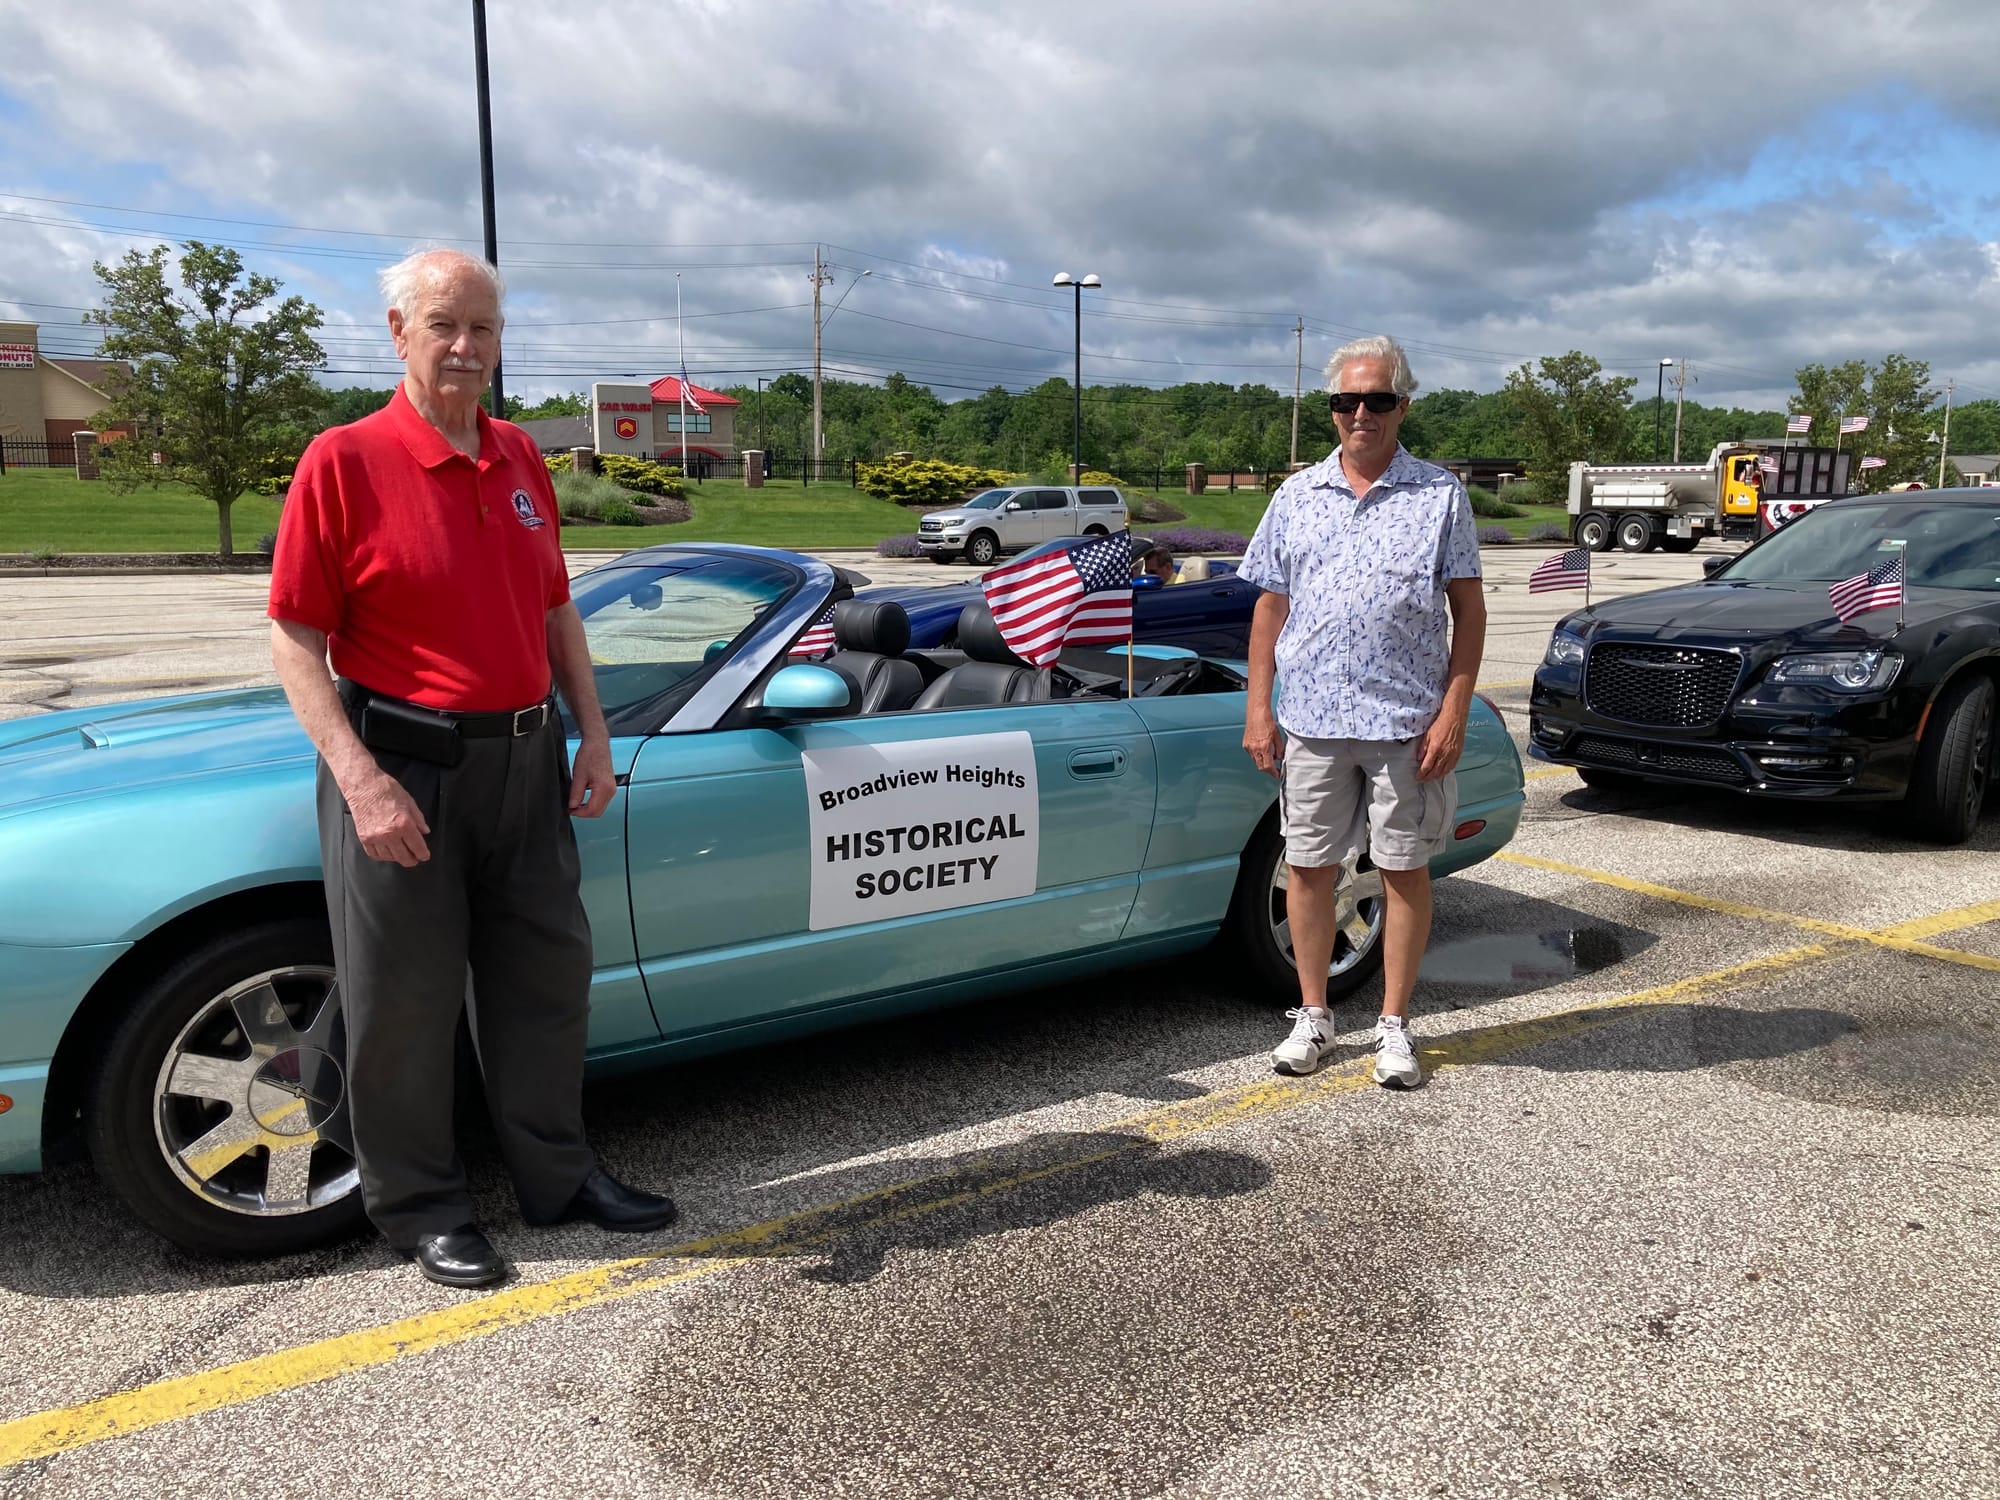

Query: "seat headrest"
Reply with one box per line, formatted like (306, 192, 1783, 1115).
(831, 598, 910, 657)
(1177, 556, 1211, 582)
(955, 599, 1030, 666)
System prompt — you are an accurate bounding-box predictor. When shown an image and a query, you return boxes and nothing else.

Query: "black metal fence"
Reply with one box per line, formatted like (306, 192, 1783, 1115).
(546, 448, 1290, 495)
(0, 439, 72, 473)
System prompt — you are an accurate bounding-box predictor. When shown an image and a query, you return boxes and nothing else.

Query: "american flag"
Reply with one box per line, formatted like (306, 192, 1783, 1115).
(1840, 414, 1869, 435)
(1528, 547, 1591, 594)
(1757, 455, 1779, 474)
(789, 602, 838, 658)
(1828, 552, 1904, 623)
(1858, 456, 1887, 470)
(1786, 414, 1812, 435)
(980, 532, 1133, 666)
(676, 365, 707, 415)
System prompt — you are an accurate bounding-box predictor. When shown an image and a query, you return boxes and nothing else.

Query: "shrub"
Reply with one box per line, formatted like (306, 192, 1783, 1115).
(1078, 469, 1124, 486)
(1467, 485, 1525, 519)
(544, 452, 584, 477)
(597, 453, 686, 498)
(1525, 521, 1570, 543)
(252, 473, 294, 497)
(24, 541, 62, 564)
(875, 534, 924, 558)
(551, 469, 635, 521)
(256, 531, 278, 555)
(599, 498, 644, 526)
(1132, 497, 1187, 524)
(856, 456, 1009, 507)
(1150, 526, 1250, 554)
(1477, 524, 1514, 545)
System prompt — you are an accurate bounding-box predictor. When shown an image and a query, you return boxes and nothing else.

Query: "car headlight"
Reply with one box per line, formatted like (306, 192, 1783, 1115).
(1544, 631, 1586, 668)
(1764, 650, 1902, 691)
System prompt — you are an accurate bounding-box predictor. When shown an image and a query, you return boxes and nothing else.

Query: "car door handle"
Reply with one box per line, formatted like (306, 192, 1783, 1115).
(1068, 747, 1126, 778)
(1210, 587, 1233, 596)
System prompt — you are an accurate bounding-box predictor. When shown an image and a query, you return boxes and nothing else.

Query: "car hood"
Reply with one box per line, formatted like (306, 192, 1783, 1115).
(0, 687, 314, 816)
(1566, 580, 1989, 650)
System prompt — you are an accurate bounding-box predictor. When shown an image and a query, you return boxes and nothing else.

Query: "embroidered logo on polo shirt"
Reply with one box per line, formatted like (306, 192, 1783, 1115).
(511, 489, 545, 529)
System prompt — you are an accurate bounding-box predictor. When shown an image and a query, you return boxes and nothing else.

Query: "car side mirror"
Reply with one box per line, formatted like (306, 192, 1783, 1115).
(1132, 575, 1163, 590)
(1005, 500, 1024, 511)
(1701, 557, 1729, 577)
(757, 664, 851, 722)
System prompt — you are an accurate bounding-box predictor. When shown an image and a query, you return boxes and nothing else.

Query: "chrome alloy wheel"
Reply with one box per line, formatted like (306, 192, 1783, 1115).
(1268, 860, 1386, 978)
(152, 965, 358, 1217)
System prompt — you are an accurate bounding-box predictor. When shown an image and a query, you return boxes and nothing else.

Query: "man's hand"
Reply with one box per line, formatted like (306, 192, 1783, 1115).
(345, 770, 432, 866)
(1243, 709, 1285, 777)
(568, 733, 618, 818)
(1415, 703, 1469, 782)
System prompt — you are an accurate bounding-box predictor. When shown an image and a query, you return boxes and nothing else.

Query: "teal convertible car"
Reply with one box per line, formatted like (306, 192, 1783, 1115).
(0, 544, 1523, 1254)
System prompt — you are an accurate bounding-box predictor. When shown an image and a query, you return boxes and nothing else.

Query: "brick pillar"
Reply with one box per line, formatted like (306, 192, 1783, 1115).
(741, 450, 764, 488)
(73, 432, 101, 480)
(1184, 462, 1207, 495)
(570, 446, 594, 473)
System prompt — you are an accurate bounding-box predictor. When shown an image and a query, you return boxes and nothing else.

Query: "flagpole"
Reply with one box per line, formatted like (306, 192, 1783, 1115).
(1891, 538, 1907, 632)
(675, 273, 688, 478)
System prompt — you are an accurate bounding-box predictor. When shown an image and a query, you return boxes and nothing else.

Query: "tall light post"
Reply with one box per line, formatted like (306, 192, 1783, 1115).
(1052, 272, 1101, 478)
(1654, 358, 1673, 462)
(471, 0, 505, 418)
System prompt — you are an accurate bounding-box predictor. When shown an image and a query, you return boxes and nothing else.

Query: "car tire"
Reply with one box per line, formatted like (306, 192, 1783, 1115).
(965, 531, 999, 567)
(1661, 535, 1699, 554)
(1575, 511, 1612, 551)
(1903, 674, 1995, 845)
(928, 553, 957, 566)
(83, 917, 367, 1256)
(1616, 513, 1655, 553)
(1083, 525, 1108, 537)
(1226, 816, 1387, 1003)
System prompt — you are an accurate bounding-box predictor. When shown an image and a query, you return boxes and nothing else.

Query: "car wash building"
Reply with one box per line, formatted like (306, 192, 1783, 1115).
(590, 375, 740, 478)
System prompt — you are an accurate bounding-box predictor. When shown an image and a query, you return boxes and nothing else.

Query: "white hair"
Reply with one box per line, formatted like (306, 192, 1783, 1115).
(1324, 335, 1418, 397)
(378, 247, 506, 320)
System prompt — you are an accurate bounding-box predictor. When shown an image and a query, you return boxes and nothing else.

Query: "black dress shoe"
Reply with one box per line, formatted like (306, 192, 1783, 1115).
(407, 1225, 507, 1288)
(550, 1166, 679, 1233)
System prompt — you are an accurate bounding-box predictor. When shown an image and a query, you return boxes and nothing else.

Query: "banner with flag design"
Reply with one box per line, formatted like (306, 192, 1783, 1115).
(1528, 547, 1590, 594)
(980, 532, 1133, 666)
(1828, 552, 1904, 622)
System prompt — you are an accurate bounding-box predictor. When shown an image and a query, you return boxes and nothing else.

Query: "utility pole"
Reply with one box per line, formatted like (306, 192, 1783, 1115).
(810, 244, 833, 473)
(1671, 359, 1693, 462)
(1289, 317, 1304, 468)
(1938, 378, 1954, 488)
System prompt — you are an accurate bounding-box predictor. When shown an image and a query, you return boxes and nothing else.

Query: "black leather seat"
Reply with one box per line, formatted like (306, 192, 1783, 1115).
(822, 600, 924, 714)
(910, 601, 1050, 709)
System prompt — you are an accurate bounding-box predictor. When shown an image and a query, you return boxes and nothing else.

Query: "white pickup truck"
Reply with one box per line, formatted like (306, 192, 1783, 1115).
(917, 485, 1132, 565)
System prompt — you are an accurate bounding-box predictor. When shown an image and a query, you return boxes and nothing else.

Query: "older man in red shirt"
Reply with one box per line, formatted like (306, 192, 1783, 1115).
(269, 248, 674, 1288)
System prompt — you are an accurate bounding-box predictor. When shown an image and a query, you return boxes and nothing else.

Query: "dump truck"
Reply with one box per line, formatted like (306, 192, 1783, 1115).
(1567, 443, 1852, 551)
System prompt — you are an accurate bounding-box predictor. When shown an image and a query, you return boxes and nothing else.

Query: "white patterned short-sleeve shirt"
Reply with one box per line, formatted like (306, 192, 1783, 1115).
(1237, 445, 1481, 741)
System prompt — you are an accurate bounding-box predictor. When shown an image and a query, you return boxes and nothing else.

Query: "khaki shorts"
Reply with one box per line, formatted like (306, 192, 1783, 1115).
(1279, 733, 1457, 872)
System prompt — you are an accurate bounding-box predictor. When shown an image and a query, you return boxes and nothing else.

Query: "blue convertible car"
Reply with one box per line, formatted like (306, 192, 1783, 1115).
(0, 544, 1523, 1254)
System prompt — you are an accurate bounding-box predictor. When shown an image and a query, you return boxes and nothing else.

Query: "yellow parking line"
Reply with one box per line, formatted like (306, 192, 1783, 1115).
(1523, 766, 1575, 781)
(1498, 852, 2000, 972)
(1476, 678, 1535, 690)
(3, 896, 1995, 1469)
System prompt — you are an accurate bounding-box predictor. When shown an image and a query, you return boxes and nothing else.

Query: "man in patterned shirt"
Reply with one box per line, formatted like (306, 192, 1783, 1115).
(1237, 336, 1486, 1086)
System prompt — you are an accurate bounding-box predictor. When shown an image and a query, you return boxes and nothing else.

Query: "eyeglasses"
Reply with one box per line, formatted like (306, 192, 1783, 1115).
(1329, 391, 1403, 415)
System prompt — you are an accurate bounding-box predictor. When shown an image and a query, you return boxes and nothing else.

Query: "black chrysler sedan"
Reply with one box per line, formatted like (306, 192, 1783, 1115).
(1529, 489, 1999, 843)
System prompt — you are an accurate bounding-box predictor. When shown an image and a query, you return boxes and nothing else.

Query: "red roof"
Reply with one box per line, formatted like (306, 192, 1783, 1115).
(648, 375, 739, 407)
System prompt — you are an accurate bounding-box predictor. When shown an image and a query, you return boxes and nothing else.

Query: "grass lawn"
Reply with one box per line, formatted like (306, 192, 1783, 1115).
(631, 478, 918, 549)
(0, 470, 280, 554)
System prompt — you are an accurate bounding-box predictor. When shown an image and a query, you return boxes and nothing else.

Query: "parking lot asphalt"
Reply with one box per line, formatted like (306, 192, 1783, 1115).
(2, 545, 1997, 1498)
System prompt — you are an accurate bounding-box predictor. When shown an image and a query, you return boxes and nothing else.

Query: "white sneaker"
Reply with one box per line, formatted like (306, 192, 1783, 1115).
(1372, 1017, 1422, 1089)
(1273, 1007, 1336, 1075)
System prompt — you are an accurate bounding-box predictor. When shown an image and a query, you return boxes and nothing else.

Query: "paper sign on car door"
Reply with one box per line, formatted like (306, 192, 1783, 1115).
(803, 731, 1039, 930)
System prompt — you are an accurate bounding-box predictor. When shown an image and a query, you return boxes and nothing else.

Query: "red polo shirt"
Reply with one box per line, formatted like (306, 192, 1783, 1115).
(269, 387, 570, 711)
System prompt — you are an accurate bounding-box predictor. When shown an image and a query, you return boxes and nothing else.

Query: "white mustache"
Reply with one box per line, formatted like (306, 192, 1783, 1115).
(442, 362, 483, 372)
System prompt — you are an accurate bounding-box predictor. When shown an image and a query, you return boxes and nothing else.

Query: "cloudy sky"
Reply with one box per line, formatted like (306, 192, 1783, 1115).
(4, 0, 1998, 412)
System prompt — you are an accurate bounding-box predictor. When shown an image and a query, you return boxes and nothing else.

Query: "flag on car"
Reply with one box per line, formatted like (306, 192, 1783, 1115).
(1828, 552, 1904, 623)
(789, 603, 838, 658)
(1757, 455, 1779, 474)
(1786, 414, 1812, 435)
(1528, 547, 1591, 594)
(980, 531, 1133, 666)
(1840, 414, 1869, 435)
(1858, 456, 1887, 470)
(677, 365, 706, 415)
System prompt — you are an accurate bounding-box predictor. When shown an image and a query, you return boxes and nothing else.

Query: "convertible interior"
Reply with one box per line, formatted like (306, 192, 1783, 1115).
(812, 598, 1244, 717)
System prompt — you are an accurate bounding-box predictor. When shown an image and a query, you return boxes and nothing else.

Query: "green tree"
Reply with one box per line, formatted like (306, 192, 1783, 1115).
(1502, 352, 1637, 488)
(1788, 360, 1869, 447)
(508, 389, 589, 420)
(316, 384, 396, 429)
(86, 241, 326, 556)
(1792, 356, 1939, 490)
(1934, 398, 2000, 458)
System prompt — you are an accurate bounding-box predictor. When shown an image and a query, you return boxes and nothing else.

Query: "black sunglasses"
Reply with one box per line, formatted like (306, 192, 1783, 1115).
(1329, 390, 1402, 415)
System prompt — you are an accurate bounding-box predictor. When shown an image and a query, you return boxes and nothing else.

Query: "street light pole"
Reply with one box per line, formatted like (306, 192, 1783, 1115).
(471, 0, 505, 419)
(1654, 358, 1673, 462)
(811, 253, 868, 474)
(1052, 272, 1101, 478)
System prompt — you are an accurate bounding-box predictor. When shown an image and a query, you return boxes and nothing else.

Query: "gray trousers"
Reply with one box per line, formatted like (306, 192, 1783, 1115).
(316, 699, 597, 1250)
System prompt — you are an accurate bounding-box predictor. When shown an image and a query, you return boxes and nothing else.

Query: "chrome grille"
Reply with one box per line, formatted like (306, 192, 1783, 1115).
(1583, 644, 1740, 727)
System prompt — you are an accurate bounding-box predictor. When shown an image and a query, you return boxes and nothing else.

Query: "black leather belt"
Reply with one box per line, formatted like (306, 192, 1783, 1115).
(343, 681, 556, 738)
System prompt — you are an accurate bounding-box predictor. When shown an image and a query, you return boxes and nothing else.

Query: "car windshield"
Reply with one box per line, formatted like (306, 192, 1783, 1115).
(962, 490, 1013, 510)
(1722, 502, 2000, 592)
(570, 553, 801, 723)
